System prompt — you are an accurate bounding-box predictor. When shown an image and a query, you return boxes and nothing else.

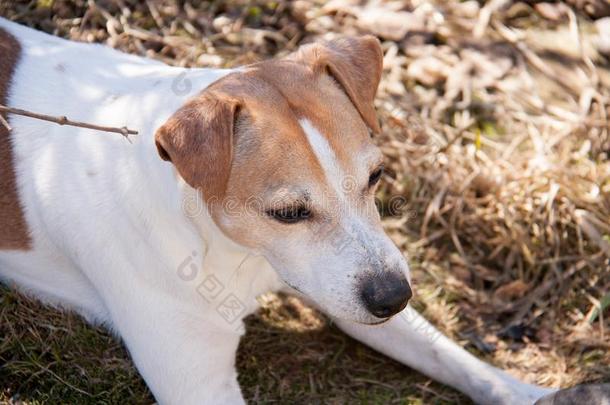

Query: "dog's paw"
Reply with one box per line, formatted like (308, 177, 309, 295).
(474, 379, 557, 405)
(534, 383, 610, 405)
(502, 382, 557, 405)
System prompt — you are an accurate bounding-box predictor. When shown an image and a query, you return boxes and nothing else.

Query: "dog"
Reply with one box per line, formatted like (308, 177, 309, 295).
(0, 18, 556, 404)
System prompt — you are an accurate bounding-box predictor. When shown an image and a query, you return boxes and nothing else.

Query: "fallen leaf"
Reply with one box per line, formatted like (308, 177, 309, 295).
(357, 8, 423, 41)
(495, 279, 530, 301)
(406, 56, 450, 86)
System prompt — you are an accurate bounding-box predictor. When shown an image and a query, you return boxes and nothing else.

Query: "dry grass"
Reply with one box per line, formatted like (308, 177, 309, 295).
(1, 0, 609, 403)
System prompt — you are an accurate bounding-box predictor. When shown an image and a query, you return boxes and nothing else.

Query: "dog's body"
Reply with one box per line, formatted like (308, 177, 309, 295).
(0, 19, 554, 404)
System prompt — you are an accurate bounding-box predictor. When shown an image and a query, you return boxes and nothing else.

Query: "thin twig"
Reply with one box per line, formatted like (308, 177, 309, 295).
(0, 113, 11, 131)
(0, 105, 137, 141)
(473, 0, 510, 38)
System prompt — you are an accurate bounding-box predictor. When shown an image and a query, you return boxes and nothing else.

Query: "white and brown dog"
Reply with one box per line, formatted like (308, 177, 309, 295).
(0, 18, 555, 404)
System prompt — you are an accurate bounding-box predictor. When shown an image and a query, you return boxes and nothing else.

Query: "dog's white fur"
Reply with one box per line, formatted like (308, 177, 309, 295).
(0, 19, 555, 404)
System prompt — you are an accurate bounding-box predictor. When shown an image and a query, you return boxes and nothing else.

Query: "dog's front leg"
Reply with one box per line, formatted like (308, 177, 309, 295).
(334, 307, 555, 405)
(102, 286, 245, 405)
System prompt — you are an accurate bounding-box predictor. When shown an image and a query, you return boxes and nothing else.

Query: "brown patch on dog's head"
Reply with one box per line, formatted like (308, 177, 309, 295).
(154, 36, 383, 210)
(0, 28, 31, 250)
(286, 35, 383, 134)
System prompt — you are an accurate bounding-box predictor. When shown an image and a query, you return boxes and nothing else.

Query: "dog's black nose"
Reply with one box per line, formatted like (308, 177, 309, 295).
(361, 273, 412, 318)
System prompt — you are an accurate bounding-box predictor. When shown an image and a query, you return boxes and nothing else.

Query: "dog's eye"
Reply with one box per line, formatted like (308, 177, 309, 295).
(266, 206, 312, 224)
(368, 165, 384, 188)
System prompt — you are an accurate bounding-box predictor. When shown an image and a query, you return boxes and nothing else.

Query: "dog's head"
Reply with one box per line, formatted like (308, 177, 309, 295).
(155, 36, 412, 324)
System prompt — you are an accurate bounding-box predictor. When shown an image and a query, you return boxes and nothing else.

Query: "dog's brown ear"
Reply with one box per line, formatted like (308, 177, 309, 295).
(155, 95, 240, 202)
(291, 36, 383, 133)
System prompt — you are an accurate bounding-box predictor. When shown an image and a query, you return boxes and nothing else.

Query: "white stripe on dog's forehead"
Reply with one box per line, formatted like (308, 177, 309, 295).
(300, 119, 345, 195)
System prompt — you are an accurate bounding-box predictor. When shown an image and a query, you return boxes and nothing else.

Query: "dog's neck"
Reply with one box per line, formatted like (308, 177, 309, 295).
(135, 69, 283, 304)
(123, 67, 282, 318)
